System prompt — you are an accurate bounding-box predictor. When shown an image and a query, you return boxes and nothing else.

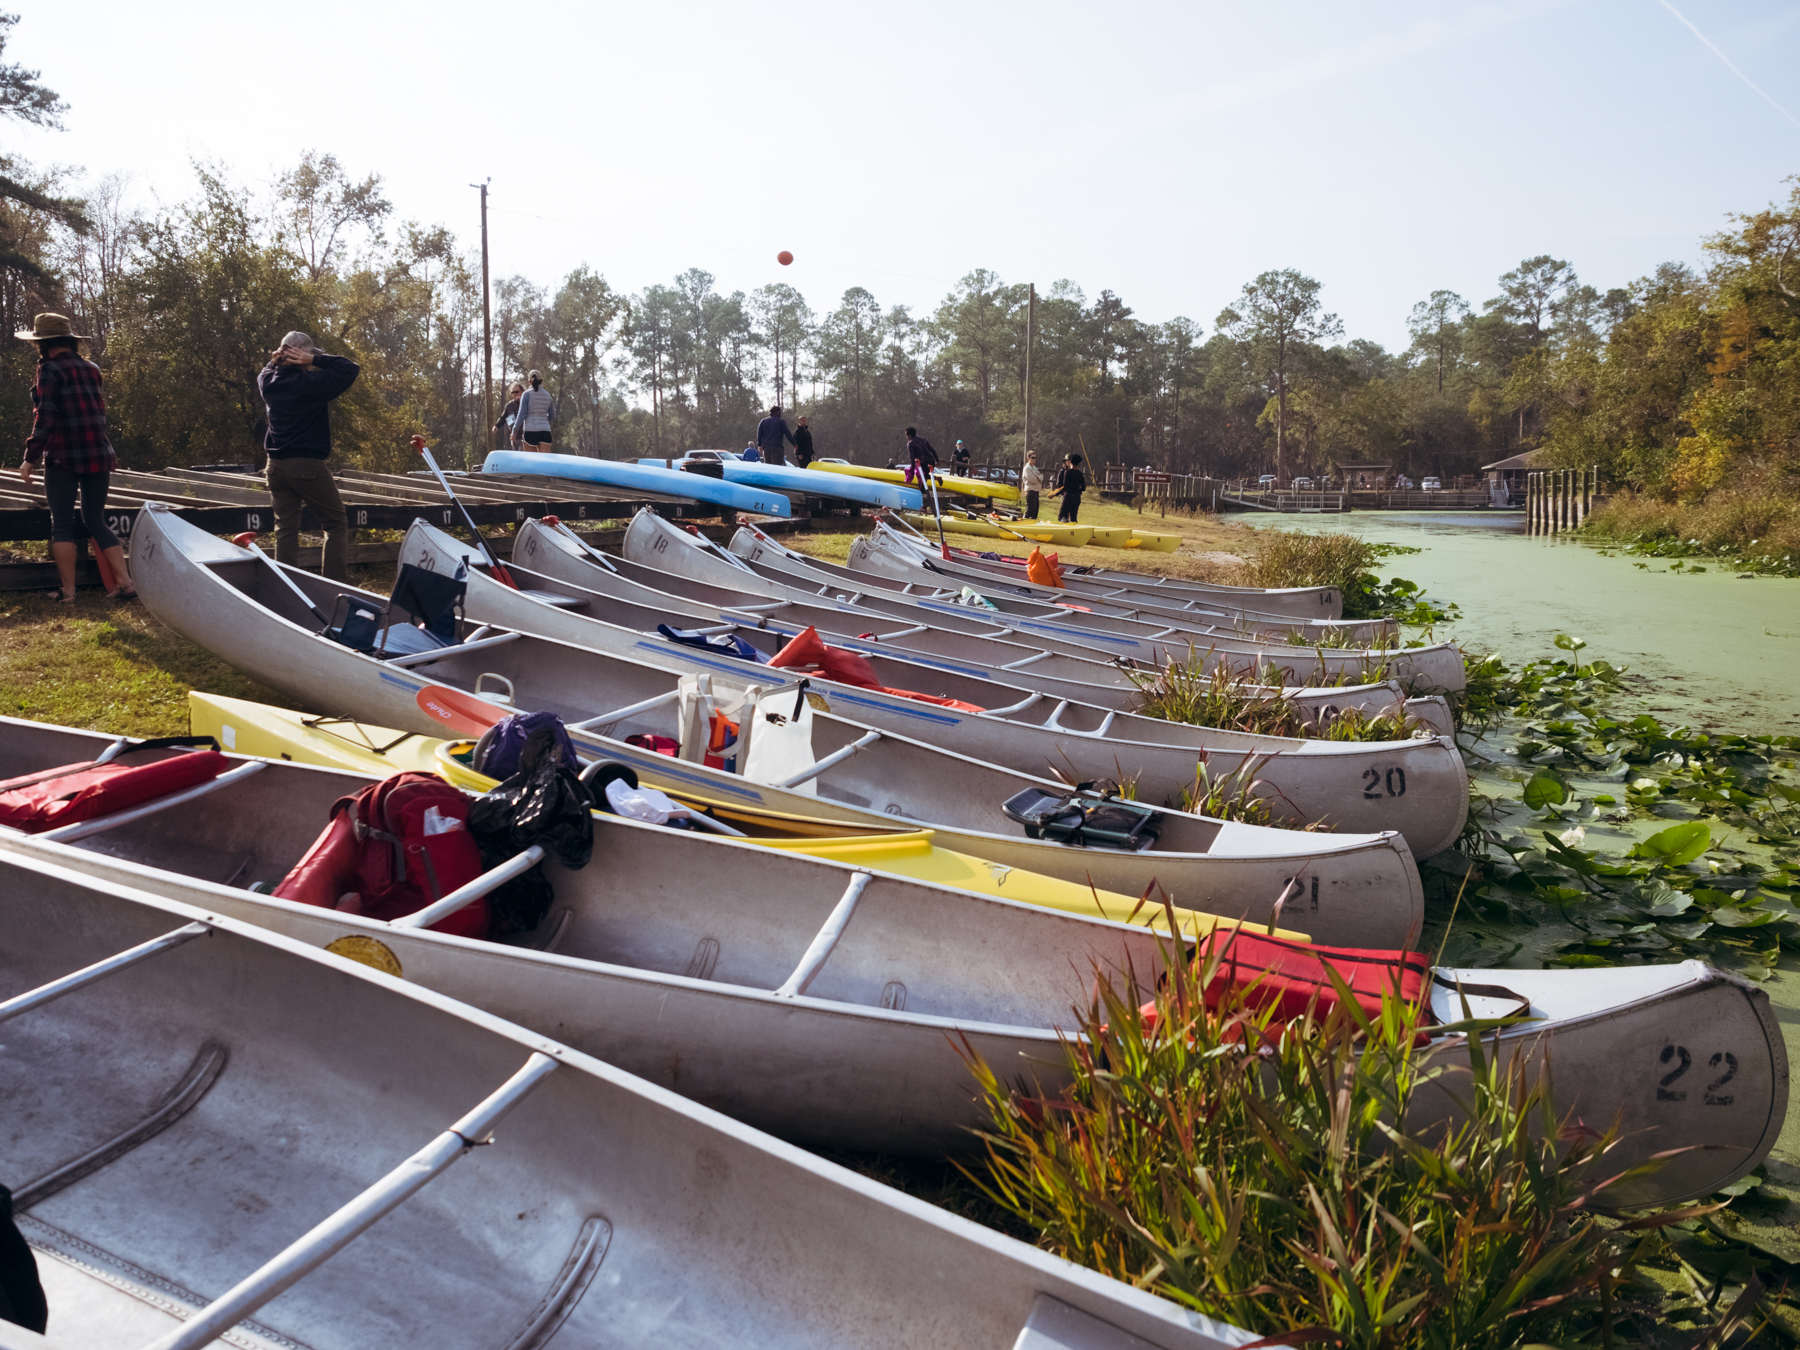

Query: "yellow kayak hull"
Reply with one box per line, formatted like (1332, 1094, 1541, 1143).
(1125, 530, 1182, 552)
(812, 460, 1021, 503)
(898, 512, 1093, 547)
(190, 692, 1303, 941)
(189, 691, 443, 775)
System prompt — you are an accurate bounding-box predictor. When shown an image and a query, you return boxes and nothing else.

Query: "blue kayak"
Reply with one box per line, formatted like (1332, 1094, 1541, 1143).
(636, 458, 922, 511)
(484, 451, 791, 517)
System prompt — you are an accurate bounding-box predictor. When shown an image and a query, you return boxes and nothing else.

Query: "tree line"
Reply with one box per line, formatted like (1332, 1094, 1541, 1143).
(0, 14, 1792, 495)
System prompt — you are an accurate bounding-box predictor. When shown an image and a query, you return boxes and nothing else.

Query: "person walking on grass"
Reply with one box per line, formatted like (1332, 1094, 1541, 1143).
(511, 371, 555, 452)
(258, 330, 359, 583)
(16, 313, 134, 603)
(1051, 451, 1087, 523)
(793, 414, 814, 468)
(1021, 450, 1043, 520)
(756, 405, 796, 467)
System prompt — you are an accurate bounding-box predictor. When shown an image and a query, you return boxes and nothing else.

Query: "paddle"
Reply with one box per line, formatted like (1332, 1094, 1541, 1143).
(925, 467, 948, 557)
(411, 434, 518, 589)
(230, 531, 332, 628)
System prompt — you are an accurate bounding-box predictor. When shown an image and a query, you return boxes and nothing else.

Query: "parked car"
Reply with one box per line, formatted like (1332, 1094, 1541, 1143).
(1291, 476, 1314, 490)
(1257, 474, 1277, 487)
(1395, 475, 1415, 489)
(1421, 476, 1441, 491)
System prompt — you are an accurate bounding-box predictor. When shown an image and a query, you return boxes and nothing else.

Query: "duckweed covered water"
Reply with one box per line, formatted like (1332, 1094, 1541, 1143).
(1251, 510, 1800, 1181)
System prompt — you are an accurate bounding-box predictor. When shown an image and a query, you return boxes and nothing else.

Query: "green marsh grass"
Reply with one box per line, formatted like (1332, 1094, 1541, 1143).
(1131, 656, 1427, 744)
(961, 933, 1722, 1348)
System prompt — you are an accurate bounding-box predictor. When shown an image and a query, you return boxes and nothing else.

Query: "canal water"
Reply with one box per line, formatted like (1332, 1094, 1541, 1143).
(1248, 509, 1800, 1167)
(1250, 509, 1800, 729)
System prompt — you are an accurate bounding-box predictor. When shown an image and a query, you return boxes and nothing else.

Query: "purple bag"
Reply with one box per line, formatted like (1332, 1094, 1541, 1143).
(471, 711, 579, 783)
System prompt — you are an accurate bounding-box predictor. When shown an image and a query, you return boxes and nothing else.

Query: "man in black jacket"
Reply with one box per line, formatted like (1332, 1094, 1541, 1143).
(257, 331, 360, 581)
(793, 414, 814, 467)
(1052, 452, 1087, 523)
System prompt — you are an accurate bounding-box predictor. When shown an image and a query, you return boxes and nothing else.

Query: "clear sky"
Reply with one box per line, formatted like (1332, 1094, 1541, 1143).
(10, 0, 1799, 353)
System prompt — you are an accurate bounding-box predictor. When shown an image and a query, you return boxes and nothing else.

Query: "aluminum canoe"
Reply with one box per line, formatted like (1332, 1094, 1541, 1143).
(0, 848, 1263, 1350)
(897, 517, 1347, 616)
(590, 514, 1455, 734)
(855, 526, 1466, 694)
(725, 521, 1446, 688)
(406, 521, 1471, 858)
(480, 449, 793, 517)
(0, 717, 1195, 1153)
(873, 518, 1393, 642)
(129, 502, 1425, 946)
(2, 758, 1781, 1211)
(184, 688, 1294, 939)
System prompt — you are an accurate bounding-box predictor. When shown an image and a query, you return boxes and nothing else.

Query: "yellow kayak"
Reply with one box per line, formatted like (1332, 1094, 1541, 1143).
(811, 458, 1022, 504)
(190, 691, 443, 774)
(437, 743, 1301, 941)
(188, 692, 1301, 941)
(1077, 525, 1136, 548)
(1126, 529, 1182, 552)
(898, 512, 1093, 546)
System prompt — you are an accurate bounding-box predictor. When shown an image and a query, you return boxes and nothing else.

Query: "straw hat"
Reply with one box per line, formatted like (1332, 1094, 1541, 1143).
(15, 312, 91, 342)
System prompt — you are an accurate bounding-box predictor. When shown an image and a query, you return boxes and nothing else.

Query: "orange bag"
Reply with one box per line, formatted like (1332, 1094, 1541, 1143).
(1025, 547, 1064, 589)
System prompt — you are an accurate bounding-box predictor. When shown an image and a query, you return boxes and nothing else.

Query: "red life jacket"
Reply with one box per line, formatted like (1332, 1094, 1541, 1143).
(275, 773, 489, 938)
(0, 740, 228, 834)
(769, 627, 988, 713)
(1142, 931, 1433, 1038)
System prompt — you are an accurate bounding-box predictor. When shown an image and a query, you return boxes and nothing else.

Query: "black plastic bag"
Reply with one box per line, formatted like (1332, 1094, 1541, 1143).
(468, 726, 594, 933)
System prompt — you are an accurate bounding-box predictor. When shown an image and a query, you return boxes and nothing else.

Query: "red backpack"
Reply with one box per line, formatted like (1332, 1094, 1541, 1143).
(275, 773, 489, 938)
(0, 738, 228, 834)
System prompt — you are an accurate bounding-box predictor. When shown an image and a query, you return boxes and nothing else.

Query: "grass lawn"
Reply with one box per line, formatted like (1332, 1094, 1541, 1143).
(0, 567, 392, 739)
(792, 499, 1258, 581)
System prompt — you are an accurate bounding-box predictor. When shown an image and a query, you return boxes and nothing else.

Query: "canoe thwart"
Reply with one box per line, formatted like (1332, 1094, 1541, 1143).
(386, 631, 522, 669)
(0, 919, 210, 1025)
(145, 1051, 562, 1350)
(392, 844, 548, 931)
(774, 730, 883, 790)
(41, 761, 270, 843)
(570, 687, 682, 732)
(775, 871, 874, 998)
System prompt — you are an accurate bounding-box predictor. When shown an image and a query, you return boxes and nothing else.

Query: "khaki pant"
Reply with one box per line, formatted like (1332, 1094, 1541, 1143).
(266, 457, 350, 582)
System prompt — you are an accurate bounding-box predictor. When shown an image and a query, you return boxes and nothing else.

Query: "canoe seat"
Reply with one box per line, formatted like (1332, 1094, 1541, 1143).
(325, 595, 451, 659)
(324, 565, 466, 658)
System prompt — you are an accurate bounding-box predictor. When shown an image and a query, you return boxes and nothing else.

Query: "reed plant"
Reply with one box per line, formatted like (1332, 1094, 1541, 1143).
(961, 937, 1706, 1348)
(1131, 655, 1425, 744)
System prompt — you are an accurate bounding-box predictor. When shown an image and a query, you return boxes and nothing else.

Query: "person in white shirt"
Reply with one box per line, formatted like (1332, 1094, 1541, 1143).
(1021, 451, 1044, 519)
(511, 371, 556, 452)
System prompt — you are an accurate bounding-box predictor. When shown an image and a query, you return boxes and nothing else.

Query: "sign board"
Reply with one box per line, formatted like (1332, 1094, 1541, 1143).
(1133, 470, 1172, 484)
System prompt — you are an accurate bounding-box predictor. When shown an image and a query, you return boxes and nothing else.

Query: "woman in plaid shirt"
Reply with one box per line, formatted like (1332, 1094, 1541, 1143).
(16, 313, 134, 603)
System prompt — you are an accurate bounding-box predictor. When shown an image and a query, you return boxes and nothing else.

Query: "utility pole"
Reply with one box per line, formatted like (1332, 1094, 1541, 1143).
(1023, 282, 1034, 470)
(471, 179, 492, 459)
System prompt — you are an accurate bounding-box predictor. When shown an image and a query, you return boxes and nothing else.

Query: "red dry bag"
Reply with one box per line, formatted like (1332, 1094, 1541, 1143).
(275, 772, 489, 938)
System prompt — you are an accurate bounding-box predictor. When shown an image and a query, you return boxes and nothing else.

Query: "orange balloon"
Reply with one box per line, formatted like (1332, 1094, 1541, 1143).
(777, 250, 794, 266)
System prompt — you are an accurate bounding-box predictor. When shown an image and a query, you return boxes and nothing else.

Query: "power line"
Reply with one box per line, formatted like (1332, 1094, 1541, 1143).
(1654, 0, 1800, 132)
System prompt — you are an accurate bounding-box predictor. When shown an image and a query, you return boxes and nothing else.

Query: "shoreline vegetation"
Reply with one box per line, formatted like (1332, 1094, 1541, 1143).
(1579, 484, 1800, 578)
